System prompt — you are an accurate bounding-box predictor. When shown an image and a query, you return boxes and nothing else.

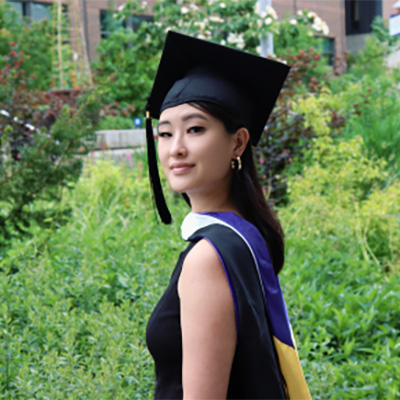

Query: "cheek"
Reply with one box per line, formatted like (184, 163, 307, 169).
(199, 138, 233, 173)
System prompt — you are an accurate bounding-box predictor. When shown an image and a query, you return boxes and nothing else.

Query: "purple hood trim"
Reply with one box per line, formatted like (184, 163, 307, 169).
(182, 211, 294, 348)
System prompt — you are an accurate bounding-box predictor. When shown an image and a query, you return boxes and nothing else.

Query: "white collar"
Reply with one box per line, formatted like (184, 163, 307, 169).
(181, 212, 232, 240)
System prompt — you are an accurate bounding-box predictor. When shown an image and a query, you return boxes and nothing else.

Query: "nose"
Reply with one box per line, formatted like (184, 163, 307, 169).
(170, 132, 187, 158)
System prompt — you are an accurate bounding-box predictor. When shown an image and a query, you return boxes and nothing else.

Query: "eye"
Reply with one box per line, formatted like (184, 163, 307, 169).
(188, 126, 204, 134)
(158, 131, 172, 138)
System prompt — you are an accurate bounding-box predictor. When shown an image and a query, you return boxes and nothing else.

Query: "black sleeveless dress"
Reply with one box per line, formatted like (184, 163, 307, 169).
(146, 244, 194, 399)
(146, 216, 286, 399)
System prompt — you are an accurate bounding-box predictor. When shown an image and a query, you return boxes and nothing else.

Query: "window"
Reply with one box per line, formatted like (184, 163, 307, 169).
(322, 37, 335, 66)
(6, 0, 53, 21)
(100, 10, 153, 39)
(31, 2, 52, 21)
(345, 0, 382, 35)
(100, 10, 123, 38)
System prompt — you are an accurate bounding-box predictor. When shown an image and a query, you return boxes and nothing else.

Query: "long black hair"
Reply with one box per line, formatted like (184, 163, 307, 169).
(187, 101, 285, 275)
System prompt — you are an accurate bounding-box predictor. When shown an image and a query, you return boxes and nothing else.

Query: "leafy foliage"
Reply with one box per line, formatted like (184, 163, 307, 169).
(328, 74, 400, 173)
(274, 9, 329, 58)
(0, 67, 101, 246)
(97, 102, 136, 130)
(93, 0, 329, 114)
(280, 136, 400, 397)
(347, 15, 400, 79)
(0, 2, 53, 90)
(255, 51, 347, 205)
(1, 2, 399, 398)
(0, 147, 399, 398)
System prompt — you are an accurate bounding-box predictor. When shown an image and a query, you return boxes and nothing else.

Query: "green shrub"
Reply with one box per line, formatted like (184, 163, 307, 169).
(0, 2, 52, 90)
(256, 84, 347, 205)
(0, 156, 186, 399)
(347, 15, 400, 80)
(97, 116, 134, 130)
(279, 135, 400, 397)
(329, 74, 400, 172)
(0, 82, 101, 247)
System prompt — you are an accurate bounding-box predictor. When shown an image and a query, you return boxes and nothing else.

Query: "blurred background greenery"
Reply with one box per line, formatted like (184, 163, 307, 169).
(1, 0, 399, 398)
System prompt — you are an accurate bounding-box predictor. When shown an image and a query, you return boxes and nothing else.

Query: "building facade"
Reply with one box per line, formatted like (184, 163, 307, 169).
(4, 0, 397, 62)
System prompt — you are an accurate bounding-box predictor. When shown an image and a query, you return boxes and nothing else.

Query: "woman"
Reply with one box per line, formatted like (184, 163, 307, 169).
(145, 31, 310, 399)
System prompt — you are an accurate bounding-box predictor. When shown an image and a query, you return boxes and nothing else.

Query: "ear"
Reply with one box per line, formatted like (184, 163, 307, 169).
(232, 127, 250, 158)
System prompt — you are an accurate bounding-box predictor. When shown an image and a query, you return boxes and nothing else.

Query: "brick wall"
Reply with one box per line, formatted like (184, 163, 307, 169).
(273, 0, 346, 59)
(84, 0, 156, 61)
(383, 0, 398, 18)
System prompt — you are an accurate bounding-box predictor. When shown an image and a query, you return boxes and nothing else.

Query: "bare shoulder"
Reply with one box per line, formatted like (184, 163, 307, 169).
(178, 239, 226, 293)
(178, 239, 236, 398)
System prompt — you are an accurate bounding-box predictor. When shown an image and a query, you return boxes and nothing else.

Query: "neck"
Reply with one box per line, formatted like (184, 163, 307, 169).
(186, 185, 237, 215)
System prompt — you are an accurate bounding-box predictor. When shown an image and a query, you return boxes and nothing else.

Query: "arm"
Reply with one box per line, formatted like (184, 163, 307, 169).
(178, 239, 236, 400)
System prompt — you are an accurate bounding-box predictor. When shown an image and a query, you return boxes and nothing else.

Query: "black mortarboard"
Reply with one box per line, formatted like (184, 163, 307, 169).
(145, 31, 290, 224)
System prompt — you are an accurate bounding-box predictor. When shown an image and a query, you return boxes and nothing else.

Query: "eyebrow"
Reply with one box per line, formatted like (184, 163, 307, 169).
(157, 113, 208, 129)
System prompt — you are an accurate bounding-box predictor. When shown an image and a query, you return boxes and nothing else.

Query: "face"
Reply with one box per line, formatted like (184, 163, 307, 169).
(157, 103, 237, 197)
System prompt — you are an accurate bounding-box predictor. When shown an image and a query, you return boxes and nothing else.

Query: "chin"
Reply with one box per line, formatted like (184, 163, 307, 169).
(170, 185, 192, 194)
(167, 177, 195, 194)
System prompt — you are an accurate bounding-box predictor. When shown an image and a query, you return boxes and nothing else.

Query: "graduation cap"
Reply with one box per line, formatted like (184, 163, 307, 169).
(145, 31, 290, 224)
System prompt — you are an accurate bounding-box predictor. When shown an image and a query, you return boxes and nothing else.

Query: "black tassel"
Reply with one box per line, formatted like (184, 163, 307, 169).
(145, 108, 172, 224)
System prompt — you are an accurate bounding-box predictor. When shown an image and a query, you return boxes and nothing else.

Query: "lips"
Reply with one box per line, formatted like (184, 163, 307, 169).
(170, 162, 194, 174)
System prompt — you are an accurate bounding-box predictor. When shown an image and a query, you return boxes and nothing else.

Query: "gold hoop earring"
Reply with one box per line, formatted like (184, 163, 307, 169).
(231, 156, 242, 171)
(237, 156, 242, 171)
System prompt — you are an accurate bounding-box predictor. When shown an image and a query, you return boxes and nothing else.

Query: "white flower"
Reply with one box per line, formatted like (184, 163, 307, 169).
(227, 32, 244, 48)
(312, 16, 329, 34)
(209, 15, 224, 23)
(73, 52, 78, 61)
(297, 10, 303, 16)
(190, 4, 198, 10)
(266, 6, 277, 20)
(256, 45, 261, 54)
(181, 6, 189, 14)
(194, 21, 206, 30)
(290, 18, 297, 25)
(220, 39, 226, 45)
(314, 16, 322, 25)
(260, 11, 267, 18)
(117, 3, 125, 12)
(321, 22, 329, 35)
(265, 17, 273, 25)
(257, 19, 262, 28)
(254, 2, 260, 13)
(220, 2, 226, 8)
(197, 33, 206, 39)
(227, 32, 238, 44)
(307, 11, 317, 19)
